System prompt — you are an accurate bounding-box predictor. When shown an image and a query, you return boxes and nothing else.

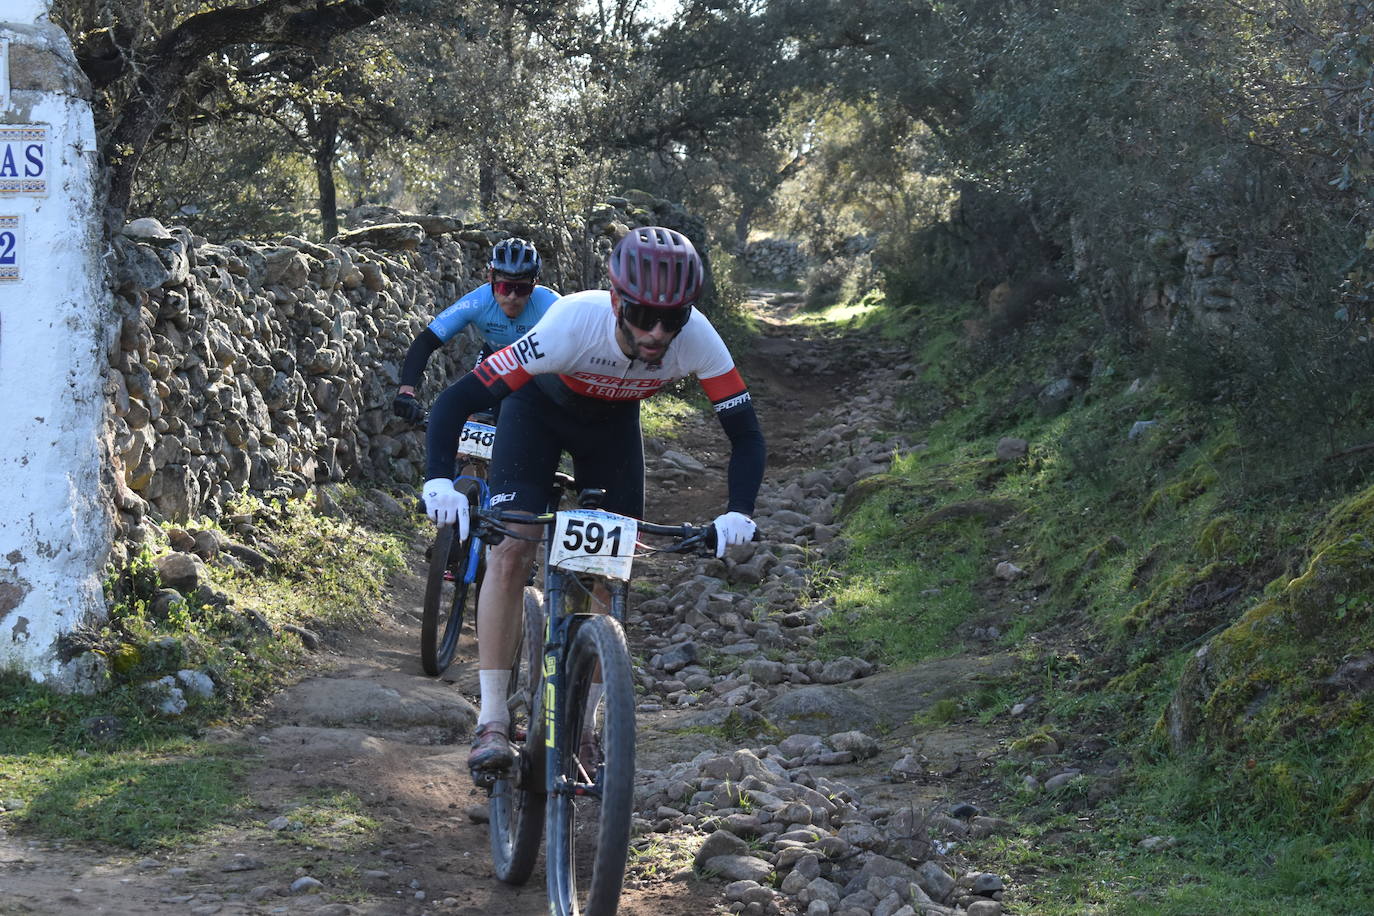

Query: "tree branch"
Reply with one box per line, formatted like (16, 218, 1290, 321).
(104, 0, 395, 224)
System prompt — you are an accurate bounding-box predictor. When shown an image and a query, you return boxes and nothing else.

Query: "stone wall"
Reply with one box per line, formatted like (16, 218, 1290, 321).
(104, 193, 706, 566)
(742, 238, 809, 281)
(1063, 216, 1243, 336)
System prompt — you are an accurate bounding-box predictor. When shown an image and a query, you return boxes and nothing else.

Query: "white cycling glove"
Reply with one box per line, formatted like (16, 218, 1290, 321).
(422, 477, 469, 540)
(712, 511, 756, 558)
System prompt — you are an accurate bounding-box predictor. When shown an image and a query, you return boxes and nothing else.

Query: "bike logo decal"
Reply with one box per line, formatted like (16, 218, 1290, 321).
(544, 678, 556, 736)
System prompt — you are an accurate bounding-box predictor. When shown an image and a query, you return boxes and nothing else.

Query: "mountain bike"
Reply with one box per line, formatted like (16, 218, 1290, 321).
(475, 492, 721, 916)
(420, 412, 497, 676)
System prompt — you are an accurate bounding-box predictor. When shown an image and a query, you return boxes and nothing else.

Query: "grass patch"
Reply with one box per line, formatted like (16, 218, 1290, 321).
(628, 833, 698, 881)
(817, 468, 986, 664)
(641, 391, 704, 439)
(816, 288, 1374, 910)
(2, 486, 413, 851)
(0, 672, 246, 849)
(668, 709, 778, 745)
(215, 489, 410, 632)
(267, 790, 380, 851)
(979, 791, 1374, 915)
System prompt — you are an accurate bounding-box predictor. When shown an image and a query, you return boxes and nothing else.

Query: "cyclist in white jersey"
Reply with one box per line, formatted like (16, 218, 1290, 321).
(420, 227, 766, 772)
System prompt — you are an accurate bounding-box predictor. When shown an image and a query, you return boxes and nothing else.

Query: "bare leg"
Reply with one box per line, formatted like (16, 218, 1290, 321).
(476, 522, 541, 725)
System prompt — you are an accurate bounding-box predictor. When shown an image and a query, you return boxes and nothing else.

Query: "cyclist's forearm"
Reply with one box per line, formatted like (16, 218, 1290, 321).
(720, 403, 766, 516)
(426, 373, 501, 479)
(400, 328, 444, 389)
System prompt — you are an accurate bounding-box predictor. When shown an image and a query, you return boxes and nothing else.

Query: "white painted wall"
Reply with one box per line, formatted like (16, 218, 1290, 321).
(0, 7, 113, 685)
(7, 1, 49, 25)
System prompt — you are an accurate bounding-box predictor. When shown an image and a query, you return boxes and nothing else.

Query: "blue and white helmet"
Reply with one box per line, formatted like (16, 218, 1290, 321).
(489, 237, 541, 278)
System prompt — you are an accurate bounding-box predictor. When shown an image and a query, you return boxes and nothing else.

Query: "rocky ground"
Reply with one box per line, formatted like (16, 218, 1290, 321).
(0, 292, 1038, 915)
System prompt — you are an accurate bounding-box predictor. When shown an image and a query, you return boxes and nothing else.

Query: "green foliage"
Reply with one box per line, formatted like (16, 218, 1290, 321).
(84, 544, 299, 709)
(216, 490, 409, 632)
(813, 280, 1374, 910)
(705, 246, 762, 349)
(1153, 306, 1374, 492)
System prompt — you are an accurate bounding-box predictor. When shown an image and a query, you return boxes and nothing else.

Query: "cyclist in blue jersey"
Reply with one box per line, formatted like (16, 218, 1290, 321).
(393, 238, 560, 421)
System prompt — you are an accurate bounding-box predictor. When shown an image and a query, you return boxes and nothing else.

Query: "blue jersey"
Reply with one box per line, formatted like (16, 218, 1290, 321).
(428, 283, 560, 350)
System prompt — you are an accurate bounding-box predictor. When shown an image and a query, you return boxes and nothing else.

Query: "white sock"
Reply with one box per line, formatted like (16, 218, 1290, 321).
(478, 669, 511, 727)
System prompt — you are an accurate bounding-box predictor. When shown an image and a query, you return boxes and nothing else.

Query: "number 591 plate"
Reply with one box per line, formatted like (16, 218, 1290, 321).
(456, 420, 496, 459)
(549, 509, 639, 580)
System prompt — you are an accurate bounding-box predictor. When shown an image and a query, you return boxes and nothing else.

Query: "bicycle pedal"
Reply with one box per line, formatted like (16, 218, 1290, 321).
(470, 767, 500, 789)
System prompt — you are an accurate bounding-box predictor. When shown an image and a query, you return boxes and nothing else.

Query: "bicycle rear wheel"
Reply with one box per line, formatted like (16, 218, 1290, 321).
(489, 587, 547, 883)
(546, 614, 636, 916)
(419, 480, 483, 676)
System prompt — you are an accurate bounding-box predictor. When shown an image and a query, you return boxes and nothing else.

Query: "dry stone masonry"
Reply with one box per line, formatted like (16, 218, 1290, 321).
(743, 238, 809, 281)
(102, 195, 706, 567)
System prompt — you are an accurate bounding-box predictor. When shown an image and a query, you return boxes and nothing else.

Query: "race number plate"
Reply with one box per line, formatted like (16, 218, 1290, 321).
(549, 509, 639, 580)
(456, 420, 496, 459)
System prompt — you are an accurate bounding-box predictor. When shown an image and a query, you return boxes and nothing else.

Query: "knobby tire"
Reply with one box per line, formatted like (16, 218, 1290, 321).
(489, 587, 547, 883)
(546, 614, 636, 916)
(419, 479, 483, 676)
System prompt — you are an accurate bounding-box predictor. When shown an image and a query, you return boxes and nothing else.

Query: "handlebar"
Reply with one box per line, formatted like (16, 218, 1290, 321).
(475, 507, 723, 556)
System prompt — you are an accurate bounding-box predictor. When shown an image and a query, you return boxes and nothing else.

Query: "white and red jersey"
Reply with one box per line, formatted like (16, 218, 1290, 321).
(472, 290, 750, 410)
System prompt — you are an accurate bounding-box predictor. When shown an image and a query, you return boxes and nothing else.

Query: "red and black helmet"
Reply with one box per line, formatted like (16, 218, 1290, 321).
(608, 226, 702, 308)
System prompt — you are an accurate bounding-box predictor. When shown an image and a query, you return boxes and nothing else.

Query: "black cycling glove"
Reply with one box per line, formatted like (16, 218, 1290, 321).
(392, 392, 425, 422)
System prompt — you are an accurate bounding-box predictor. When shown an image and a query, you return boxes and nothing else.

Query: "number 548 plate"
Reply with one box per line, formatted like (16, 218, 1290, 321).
(549, 509, 639, 580)
(456, 420, 496, 459)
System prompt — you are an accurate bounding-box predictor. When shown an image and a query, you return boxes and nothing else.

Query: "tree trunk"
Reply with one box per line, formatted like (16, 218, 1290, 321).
(734, 202, 756, 252)
(479, 154, 497, 214)
(314, 110, 341, 239)
(100, 0, 393, 225)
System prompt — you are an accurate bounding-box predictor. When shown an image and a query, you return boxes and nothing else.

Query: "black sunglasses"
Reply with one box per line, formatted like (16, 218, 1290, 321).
(621, 299, 693, 333)
(493, 279, 535, 296)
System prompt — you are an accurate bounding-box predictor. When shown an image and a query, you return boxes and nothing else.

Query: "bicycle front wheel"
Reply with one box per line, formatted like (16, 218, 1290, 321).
(419, 481, 483, 676)
(546, 614, 636, 916)
(489, 587, 547, 883)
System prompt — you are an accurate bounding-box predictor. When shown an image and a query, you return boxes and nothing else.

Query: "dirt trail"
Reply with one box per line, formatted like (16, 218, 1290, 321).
(1, 289, 897, 916)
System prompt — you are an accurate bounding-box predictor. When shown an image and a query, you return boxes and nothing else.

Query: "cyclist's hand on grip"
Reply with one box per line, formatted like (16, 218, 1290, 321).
(422, 477, 469, 539)
(712, 511, 756, 558)
(393, 392, 425, 422)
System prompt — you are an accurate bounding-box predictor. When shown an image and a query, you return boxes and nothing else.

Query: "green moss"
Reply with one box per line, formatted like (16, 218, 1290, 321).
(806, 287, 1374, 907)
(1196, 514, 1240, 561)
(1010, 730, 1062, 757)
(1160, 484, 1374, 823)
(1320, 485, 1374, 536)
(1121, 562, 1227, 635)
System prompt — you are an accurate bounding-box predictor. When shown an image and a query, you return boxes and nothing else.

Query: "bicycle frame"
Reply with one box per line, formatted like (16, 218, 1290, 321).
(535, 559, 627, 800)
(479, 500, 717, 914)
(451, 472, 490, 585)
